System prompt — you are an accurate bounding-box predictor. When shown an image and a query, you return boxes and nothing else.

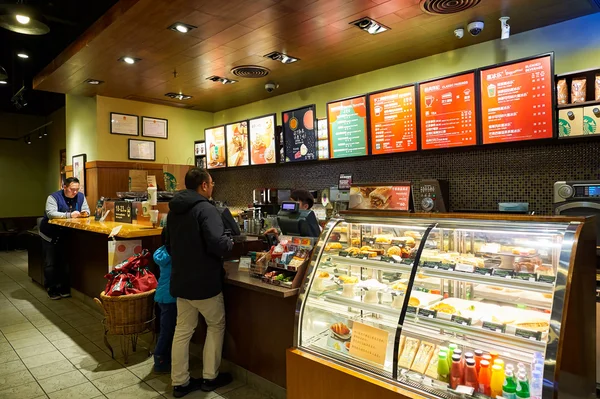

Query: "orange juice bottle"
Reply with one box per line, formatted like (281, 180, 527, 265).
(478, 360, 492, 395)
(490, 364, 505, 398)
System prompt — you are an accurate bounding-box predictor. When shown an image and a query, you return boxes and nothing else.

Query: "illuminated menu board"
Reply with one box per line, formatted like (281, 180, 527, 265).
(249, 114, 277, 165)
(327, 96, 368, 159)
(481, 55, 553, 144)
(205, 126, 226, 169)
(369, 86, 417, 155)
(419, 72, 477, 150)
(283, 105, 317, 162)
(226, 121, 249, 167)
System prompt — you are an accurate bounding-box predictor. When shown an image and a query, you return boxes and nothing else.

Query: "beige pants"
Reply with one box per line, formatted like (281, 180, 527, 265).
(171, 293, 225, 385)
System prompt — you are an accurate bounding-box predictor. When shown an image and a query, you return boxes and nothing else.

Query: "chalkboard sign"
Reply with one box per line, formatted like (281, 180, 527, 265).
(282, 105, 317, 162)
(114, 201, 133, 224)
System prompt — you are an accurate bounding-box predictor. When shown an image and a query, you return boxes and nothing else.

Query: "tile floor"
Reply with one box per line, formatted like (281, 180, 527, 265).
(0, 250, 271, 399)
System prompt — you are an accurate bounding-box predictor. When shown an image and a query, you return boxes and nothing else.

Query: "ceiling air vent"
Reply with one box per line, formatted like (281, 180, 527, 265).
(230, 65, 270, 78)
(420, 0, 481, 15)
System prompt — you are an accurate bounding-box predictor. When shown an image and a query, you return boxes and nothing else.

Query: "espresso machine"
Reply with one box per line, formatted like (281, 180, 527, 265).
(252, 188, 282, 215)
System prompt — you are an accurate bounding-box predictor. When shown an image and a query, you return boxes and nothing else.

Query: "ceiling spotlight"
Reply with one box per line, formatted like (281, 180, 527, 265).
(118, 56, 141, 64)
(43, 127, 47, 136)
(15, 14, 30, 24)
(0, 65, 7, 80)
(351, 17, 389, 35)
(38, 132, 43, 139)
(84, 78, 104, 85)
(0, 80, 7, 85)
(264, 51, 299, 64)
(11, 86, 27, 109)
(17, 53, 28, 59)
(206, 75, 238, 84)
(168, 22, 196, 34)
(25, 136, 31, 144)
(165, 92, 193, 100)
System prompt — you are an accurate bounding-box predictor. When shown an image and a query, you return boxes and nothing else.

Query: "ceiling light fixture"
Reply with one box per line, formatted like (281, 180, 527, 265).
(84, 78, 104, 85)
(264, 51, 299, 64)
(206, 75, 238, 84)
(38, 132, 43, 139)
(168, 22, 197, 34)
(15, 14, 30, 24)
(43, 127, 47, 136)
(17, 53, 28, 59)
(351, 17, 390, 35)
(165, 92, 193, 100)
(0, 65, 7, 80)
(25, 136, 31, 144)
(118, 56, 141, 64)
(0, 80, 7, 85)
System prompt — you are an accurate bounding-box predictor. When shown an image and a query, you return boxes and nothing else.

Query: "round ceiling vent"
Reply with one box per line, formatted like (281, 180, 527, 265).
(230, 65, 270, 78)
(420, 0, 481, 14)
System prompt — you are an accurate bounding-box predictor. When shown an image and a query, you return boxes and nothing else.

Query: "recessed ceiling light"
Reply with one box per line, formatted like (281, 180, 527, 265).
(84, 79, 104, 85)
(168, 22, 197, 34)
(17, 53, 29, 59)
(15, 14, 30, 24)
(165, 92, 193, 100)
(264, 51, 299, 64)
(206, 75, 238, 84)
(350, 17, 389, 35)
(118, 56, 141, 64)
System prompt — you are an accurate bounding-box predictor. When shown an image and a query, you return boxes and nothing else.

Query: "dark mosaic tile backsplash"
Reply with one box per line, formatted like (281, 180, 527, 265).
(211, 140, 600, 215)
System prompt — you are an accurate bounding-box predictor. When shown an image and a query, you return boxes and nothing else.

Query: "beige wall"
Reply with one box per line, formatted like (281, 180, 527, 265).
(94, 96, 213, 164)
(66, 95, 97, 162)
(214, 13, 600, 125)
(45, 107, 66, 194)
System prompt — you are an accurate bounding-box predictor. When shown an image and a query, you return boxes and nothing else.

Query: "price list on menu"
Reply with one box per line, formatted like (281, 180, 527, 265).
(420, 73, 477, 150)
(369, 86, 417, 155)
(327, 96, 368, 159)
(481, 56, 553, 144)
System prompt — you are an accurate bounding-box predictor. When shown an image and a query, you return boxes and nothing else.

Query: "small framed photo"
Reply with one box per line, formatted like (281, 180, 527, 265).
(142, 116, 168, 139)
(72, 153, 87, 194)
(128, 139, 156, 161)
(111, 112, 139, 136)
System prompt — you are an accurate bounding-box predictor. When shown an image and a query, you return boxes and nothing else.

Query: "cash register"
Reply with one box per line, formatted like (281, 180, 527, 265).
(276, 201, 321, 238)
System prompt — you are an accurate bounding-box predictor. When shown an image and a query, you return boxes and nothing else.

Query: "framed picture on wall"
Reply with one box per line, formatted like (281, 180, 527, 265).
(142, 116, 168, 139)
(128, 139, 156, 161)
(110, 112, 139, 136)
(72, 153, 87, 194)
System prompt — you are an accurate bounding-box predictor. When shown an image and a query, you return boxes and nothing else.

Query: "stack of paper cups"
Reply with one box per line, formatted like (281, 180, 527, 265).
(148, 187, 157, 205)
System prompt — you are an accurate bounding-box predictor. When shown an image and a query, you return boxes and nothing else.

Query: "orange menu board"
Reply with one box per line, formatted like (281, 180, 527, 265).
(369, 86, 417, 155)
(420, 72, 477, 150)
(481, 55, 553, 144)
(205, 126, 226, 169)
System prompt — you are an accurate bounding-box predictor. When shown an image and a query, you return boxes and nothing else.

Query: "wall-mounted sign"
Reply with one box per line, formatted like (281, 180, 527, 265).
(317, 118, 329, 160)
(249, 114, 277, 165)
(327, 95, 368, 159)
(194, 141, 206, 156)
(226, 121, 249, 167)
(419, 72, 477, 150)
(349, 184, 412, 211)
(283, 105, 317, 162)
(205, 126, 226, 169)
(338, 173, 353, 190)
(141, 116, 168, 139)
(110, 113, 139, 136)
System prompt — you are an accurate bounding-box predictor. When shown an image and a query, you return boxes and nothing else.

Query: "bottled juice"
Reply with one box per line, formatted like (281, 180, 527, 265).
(450, 354, 463, 389)
(438, 352, 450, 383)
(494, 358, 505, 371)
(474, 350, 484, 372)
(502, 369, 517, 399)
(515, 372, 531, 399)
(490, 351, 500, 363)
(448, 344, 458, 367)
(464, 358, 478, 390)
(478, 360, 492, 395)
(482, 354, 493, 366)
(454, 349, 463, 367)
(465, 352, 474, 360)
(490, 364, 505, 398)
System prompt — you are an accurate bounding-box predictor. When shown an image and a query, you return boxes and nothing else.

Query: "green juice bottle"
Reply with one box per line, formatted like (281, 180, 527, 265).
(502, 369, 517, 399)
(437, 352, 450, 383)
(515, 372, 531, 399)
(447, 344, 458, 368)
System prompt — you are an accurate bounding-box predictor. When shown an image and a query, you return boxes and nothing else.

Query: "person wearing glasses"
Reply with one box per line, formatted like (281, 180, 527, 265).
(39, 177, 90, 299)
(165, 168, 233, 396)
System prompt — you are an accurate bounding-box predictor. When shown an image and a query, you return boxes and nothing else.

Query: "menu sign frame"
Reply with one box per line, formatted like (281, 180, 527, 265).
(368, 84, 418, 155)
(225, 120, 250, 168)
(349, 182, 413, 211)
(326, 94, 369, 159)
(249, 113, 277, 166)
(205, 125, 227, 169)
(282, 104, 318, 163)
(479, 53, 556, 145)
(418, 71, 478, 150)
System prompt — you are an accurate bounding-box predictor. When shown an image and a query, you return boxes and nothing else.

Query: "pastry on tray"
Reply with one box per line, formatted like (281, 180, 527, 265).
(351, 238, 361, 246)
(408, 297, 420, 307)
(326, 242, 343, 251)
(387, 246, 402, 256)
(345, 247, 361, 256)
(375, 235, 392, 244)
(430, 302, 457, 315)
(330, 322, 350, 336)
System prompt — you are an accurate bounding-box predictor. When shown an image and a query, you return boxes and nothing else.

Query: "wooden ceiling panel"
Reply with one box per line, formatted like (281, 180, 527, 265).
(33, 0, 598, 112)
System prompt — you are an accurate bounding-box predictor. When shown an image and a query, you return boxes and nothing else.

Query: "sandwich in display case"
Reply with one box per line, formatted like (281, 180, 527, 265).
(288, 212, 595, 399)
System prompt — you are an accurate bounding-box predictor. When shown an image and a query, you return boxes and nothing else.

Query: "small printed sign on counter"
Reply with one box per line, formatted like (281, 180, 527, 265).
(515, 328, 542, 341)
(406, 306, 417, 314)
(418, 308, 437, 318)
(515, 272, 537, 282)
(537, 275, 556, 284)
(474, 267, 494, 276)
(492, 269, 514, 279)
(482, 321, 506, 333)
(451, 315, 472, 326)
(422, 261, 442, 269)
(455, 263, 474, 273)
(349, 321, 389, 366)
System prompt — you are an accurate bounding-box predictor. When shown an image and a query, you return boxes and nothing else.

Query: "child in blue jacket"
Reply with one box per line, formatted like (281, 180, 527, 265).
(153, 229, 177, 373)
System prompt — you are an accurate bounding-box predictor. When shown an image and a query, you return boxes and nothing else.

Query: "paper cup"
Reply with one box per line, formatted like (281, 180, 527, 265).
(149, 210, 159, 224)
(148, 187, 158, 205)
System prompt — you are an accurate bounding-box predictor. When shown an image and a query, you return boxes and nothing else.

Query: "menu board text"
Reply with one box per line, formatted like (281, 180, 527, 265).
(369, 86, 417, 154)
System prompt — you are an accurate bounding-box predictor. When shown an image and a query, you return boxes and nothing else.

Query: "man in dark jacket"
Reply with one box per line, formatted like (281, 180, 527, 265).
(166, 168, 233, 397)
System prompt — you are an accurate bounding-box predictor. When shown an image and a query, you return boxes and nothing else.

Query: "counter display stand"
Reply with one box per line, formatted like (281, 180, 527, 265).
(288, 212, 596, 399)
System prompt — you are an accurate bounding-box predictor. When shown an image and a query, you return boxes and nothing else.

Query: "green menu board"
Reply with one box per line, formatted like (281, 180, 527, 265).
(327, 96, 368, 159)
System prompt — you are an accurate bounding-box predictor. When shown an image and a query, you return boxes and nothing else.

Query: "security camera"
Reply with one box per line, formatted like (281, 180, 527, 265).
(454, 28, 464, 39)
(499, 17, 510, 40)
(467, 21, 484, 36)
(265, 82, 279, 93)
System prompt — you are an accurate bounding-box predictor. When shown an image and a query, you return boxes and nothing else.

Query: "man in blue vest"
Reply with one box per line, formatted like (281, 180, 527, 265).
(39, 177, 90, 299)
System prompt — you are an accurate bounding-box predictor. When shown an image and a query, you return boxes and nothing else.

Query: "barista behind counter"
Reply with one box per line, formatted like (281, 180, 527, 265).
(264, 189, 320, 238)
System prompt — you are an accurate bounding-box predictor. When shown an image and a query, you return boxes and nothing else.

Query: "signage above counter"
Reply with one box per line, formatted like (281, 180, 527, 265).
(327, 95, 369, 159)
(283, 105, 318, 162)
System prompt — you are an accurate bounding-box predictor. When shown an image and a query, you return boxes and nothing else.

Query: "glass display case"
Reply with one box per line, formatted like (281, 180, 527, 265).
(293, 213, 595, 399)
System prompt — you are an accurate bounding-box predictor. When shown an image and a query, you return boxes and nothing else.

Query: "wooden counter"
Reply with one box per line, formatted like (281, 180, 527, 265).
(49, 217, 162, 238)
(224, 262, 299, 298)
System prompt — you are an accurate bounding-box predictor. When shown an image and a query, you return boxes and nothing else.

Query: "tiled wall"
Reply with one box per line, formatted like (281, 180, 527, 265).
(211, 140, 600, 215)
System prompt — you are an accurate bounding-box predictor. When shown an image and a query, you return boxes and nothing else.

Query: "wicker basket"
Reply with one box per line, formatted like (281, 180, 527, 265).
(94, 289, 156, 363)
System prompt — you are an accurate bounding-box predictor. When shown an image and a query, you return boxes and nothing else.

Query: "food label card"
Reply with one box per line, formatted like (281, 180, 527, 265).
(349, 321, 389, 366)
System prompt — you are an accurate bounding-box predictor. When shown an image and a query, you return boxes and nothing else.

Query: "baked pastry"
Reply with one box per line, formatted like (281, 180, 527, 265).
(404, 231, 421, 239)
(542, 293, 552, 299)
(512, 247, 537, 256)
(328, 242, 343, 250)
(370, 248, 385, 256)
(318, 272, 330, 278)
(360, 251, 377, 258)
(431, 302, 456, 315)
(346, 247, 361, 256)
(360, 246, 372, 251)
(339, 275, 359, 284)
(330, 322, 350, 336)
(397, 237, 416, 248)
(351, 238, 361, 246)
(391, 282, 407, 292)
(387, 246, 402, 256)
(375, 235, 392, 244)
(369, 187, 392, 209)
(513, 320, 549, 332)
(333, 226, 348, 234)
(408, 297, 420, 307)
